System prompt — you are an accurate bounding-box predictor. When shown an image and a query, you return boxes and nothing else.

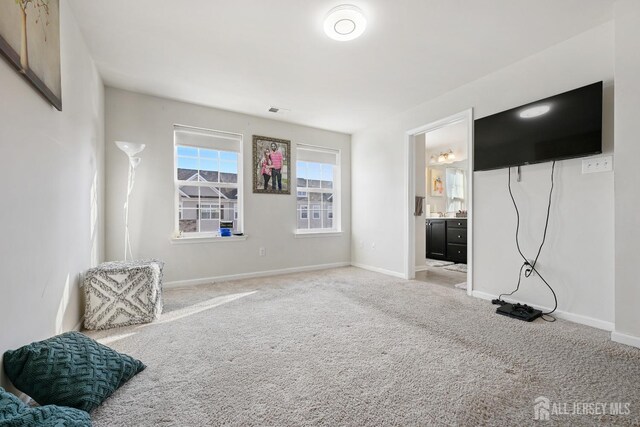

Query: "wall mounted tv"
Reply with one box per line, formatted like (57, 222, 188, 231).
(473, 81, 602, 171)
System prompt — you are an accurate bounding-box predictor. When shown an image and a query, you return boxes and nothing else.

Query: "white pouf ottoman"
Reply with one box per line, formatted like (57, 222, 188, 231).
(83, 260, 164, 330)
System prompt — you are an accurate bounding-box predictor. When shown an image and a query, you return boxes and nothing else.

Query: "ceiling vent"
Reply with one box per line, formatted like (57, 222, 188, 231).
(268, 106, 290, 114)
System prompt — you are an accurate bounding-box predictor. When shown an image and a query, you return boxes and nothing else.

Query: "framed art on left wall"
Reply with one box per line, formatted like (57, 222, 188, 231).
(0, 0, 62, 110)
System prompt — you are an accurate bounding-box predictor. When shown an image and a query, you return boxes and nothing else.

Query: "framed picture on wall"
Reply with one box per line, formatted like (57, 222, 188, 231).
(431, 169, 444, 197)
(253, 135, 291, 194)
(0, 0, 62, 110)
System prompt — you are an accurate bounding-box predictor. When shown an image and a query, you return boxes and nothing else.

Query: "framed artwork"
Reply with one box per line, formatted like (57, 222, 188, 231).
(0, 0, 62, 110)
(253, 135, 291, 194)
(431, 168, 444, 197)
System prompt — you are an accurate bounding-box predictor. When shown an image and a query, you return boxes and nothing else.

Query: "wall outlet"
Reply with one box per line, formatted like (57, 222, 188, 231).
(582, 156, 613, 174)
(259, 247, 266, 257)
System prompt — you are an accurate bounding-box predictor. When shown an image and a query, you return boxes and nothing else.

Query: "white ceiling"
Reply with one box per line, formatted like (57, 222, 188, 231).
(68, 0, 613, 134)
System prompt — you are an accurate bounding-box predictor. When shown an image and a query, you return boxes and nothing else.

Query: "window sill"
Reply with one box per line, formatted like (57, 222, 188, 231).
(170, 234, 248, 244)
(294, 230, 343, 238)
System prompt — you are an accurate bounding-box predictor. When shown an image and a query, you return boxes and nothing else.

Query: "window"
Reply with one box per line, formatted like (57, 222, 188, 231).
(174, 125, 242, 237)
(296, 145, 340, 232)
(200, 203, 220, 220)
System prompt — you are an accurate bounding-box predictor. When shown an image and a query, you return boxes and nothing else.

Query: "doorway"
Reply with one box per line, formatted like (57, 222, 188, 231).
(404, 109, 473, 295)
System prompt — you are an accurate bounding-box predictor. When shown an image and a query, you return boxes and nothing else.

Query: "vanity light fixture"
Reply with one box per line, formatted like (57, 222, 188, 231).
(434, 149, 456, 164)
(445, 149, 455, 161)
(430, 149, 457, 165)
(519, 104, 551, 119)
(324, 4, 367, 41)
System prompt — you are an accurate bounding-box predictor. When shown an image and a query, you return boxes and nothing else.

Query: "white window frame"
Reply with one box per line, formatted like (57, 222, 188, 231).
(295, 144, 341, 235)
(173, 125, 243, 240)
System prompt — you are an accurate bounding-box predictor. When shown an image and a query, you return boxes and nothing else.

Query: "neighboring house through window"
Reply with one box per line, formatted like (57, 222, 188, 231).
(296, 145, 340, 232)
(200, 203, 220, 220)
(174, 125, 242, 236)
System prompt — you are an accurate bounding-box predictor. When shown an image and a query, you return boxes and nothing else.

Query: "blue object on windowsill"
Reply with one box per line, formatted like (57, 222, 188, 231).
(220, 228, 232, 237)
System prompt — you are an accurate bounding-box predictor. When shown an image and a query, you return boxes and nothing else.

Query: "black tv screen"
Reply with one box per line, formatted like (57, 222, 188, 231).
(474, 82, 602, 171)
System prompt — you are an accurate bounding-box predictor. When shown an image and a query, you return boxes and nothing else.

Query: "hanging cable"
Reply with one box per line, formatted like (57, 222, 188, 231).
(498, 161, 558, 321)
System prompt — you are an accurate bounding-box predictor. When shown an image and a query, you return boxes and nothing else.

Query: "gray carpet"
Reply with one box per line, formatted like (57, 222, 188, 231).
(86, 267, 640, 426)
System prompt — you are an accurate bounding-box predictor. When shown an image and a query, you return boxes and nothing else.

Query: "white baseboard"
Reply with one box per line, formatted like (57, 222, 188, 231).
(164, 262, 351, 288)
(611, 331, 640, 349)
(351, 262, 406, 279)
(471, 290, 615, 332)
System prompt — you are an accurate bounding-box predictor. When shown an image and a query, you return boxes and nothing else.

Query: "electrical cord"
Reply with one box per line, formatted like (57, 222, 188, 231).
(497, 162, 558, 322)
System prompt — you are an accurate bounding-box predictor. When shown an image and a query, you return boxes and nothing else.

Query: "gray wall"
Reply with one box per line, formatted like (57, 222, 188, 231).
(0, 0, 105, 389)
(613, 0, 640, 343)
(352, 22, 615, 328)
(105, 88, 351, 284)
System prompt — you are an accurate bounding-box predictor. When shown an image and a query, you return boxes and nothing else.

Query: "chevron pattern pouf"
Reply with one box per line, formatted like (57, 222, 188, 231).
(0, 386, 92, 426)
(84, 260, 164, 330)
(3, 332, 145, 413)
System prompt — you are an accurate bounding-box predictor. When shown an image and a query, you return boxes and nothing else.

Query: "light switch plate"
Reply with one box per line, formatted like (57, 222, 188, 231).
(582, 156, 613, 174)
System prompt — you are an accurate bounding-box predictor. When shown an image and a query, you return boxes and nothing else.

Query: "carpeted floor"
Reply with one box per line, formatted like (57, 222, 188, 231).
(415, 265, 466, 290)
(86, 267, 640, 426)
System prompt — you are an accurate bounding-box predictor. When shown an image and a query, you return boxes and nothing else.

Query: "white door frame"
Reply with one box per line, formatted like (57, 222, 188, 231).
(404, 108, 474, 296)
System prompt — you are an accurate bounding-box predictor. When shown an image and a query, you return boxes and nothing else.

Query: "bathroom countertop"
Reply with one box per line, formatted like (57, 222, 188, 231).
(425, 217, 467, 220)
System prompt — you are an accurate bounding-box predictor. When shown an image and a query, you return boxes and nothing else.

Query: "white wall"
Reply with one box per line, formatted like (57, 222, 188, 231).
(0, 0, 104, 388)
(613, 0, 640, 343)
(105, 89, 351, 284)
(414, 133, 426, 267)
(352, 22, 615, 327)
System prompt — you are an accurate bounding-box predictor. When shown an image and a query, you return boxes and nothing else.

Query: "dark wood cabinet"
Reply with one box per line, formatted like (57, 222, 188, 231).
(426, 219, 447, 259)
(426, 218, 467, 264)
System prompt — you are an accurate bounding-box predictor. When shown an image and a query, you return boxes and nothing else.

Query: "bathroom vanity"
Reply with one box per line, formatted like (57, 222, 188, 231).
(426, 218, 467, 264)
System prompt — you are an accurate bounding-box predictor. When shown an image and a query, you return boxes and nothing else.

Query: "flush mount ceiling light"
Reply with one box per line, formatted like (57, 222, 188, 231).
(324, 4, 367, 41)
(519, 104, 551, 119)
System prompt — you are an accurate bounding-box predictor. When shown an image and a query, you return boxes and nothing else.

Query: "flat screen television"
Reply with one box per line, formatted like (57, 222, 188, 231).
(474, 81, 602, 171)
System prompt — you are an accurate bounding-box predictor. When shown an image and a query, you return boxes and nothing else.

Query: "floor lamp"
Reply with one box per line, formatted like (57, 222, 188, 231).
(115, 141, 146, 261)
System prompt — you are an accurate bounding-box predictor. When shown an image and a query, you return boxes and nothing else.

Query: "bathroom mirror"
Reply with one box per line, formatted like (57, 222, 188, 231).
(445, 167, 466, 212)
